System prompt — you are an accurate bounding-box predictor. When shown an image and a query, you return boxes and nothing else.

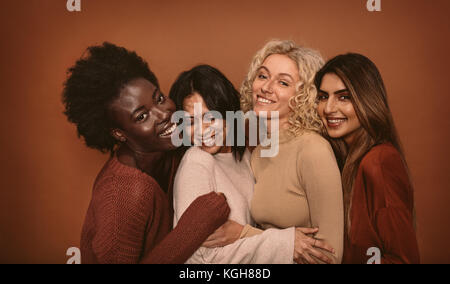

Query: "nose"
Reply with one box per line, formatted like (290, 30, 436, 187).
(261, 79, 274, 94)
(323, 97, 337, 115)
(163, 96, 176, 113)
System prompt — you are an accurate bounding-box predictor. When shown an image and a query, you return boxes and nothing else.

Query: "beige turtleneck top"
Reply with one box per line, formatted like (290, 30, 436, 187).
(248, 130, 344, 263)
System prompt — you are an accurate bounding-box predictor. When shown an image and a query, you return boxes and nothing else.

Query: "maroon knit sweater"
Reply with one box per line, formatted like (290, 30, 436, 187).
(80, 153, 230, 264)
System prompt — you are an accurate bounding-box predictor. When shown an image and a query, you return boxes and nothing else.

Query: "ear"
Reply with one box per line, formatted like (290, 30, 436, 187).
(111, 129, 127, 143)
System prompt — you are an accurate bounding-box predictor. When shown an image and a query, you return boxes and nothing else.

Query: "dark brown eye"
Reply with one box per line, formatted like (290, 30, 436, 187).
(136, 113, 148, 122)
(157, 93, 165, 104)
(317, 94, 328, 101)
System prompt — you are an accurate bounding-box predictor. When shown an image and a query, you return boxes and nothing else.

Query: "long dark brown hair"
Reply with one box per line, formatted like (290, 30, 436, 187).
(314, 53, 414, 235)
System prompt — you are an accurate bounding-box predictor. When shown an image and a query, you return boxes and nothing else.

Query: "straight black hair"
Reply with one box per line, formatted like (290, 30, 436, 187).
(169, 65, 246, 161)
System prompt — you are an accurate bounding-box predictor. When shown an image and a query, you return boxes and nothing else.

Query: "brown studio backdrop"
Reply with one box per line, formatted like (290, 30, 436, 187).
(0, 0, 449, 263)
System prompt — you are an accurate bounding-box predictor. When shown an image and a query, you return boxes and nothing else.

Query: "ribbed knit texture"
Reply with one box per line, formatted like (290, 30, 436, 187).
(80, 153, 230, 264)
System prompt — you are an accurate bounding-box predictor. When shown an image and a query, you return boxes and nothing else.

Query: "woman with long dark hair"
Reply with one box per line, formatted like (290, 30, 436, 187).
(170, 64, 333, 263)
(314, 53, 420, 264)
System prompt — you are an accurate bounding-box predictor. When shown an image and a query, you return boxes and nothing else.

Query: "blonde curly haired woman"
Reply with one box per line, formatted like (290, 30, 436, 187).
(240, 40, 344, 264)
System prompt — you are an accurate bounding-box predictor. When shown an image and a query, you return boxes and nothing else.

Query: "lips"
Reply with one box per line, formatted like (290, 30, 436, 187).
(202, 134, 216, 146)
(159, 122, 177, 137)
(326, 117, 347, 128)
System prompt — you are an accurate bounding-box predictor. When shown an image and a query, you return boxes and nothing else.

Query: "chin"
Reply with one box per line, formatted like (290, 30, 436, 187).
(326, 129, 345, 140)
(160, 140, 179, 151)
(200, 145, 221, 155)
(253, 107, 272, 117)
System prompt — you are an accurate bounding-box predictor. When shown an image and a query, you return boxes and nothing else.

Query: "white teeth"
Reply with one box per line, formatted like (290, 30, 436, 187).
(160, 123, 176, 137)
(202, 136, 215, 146)
(328, 119, 346, 124)
(257, 97, 274, 104)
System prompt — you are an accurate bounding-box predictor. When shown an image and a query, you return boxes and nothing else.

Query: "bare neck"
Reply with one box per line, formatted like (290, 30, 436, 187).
(117, 145, 173, 191)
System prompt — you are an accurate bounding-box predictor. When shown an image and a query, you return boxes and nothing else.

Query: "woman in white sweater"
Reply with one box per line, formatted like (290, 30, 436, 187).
(169, 65, 334, 264)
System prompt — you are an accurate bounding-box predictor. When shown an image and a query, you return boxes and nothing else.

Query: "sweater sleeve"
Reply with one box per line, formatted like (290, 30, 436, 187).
(141, 192, 230, 264)
(362, 150, 420, 264)
(189, 227, 295, 264)
(91, 175, 156, 264)
(298, 137, 344, 264)
(173, 151, 217, 226)
(92, 174, 229, 264)
(240, 224, 264, 238)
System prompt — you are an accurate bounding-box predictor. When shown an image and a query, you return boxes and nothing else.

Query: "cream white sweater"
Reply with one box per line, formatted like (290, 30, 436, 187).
(173, 147, 294, 264)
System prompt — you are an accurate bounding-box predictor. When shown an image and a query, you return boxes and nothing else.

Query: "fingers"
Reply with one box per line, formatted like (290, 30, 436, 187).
(301, 252, 318, 264)
(297, 234, 316, 247)
(295, 227, 335, 255)
(204, 232, 220, 243)
(296, 227, 319, 235)
(216, 192, 227, 201)
(294, 255, 304, 264)
(314, 240, 335, 254)
(307, 247, 333, 264)
(201, 225, 226, 248)
(204, 227, 224, 242)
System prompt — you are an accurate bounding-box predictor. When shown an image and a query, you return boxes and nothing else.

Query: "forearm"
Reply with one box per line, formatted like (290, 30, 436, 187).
(142, 192, 230, 264)
(140, 220, 215, 264)
(190, 227, 295, 264)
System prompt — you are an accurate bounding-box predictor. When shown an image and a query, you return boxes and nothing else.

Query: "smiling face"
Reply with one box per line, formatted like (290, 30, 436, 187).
(183, 92, 229, 155)
(252, 54, 300, 129)
(108, 78, 178, 153)
(317, 73, 362, 145)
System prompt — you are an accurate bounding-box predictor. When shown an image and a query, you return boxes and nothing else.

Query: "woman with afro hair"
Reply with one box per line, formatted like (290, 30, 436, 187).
(62, 42, 230, 264)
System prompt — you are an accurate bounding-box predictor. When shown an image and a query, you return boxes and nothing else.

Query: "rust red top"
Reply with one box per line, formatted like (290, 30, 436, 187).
(80, 153, 229, 264)
(343, 143, 420, 264)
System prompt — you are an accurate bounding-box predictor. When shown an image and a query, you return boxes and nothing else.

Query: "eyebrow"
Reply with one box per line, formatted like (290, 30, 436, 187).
(335, 89, 349, 95)
(258, 66, 295, 81)
(319, 88, 349, 95)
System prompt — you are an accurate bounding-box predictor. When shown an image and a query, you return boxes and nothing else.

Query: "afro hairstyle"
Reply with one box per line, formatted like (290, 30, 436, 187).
(62, 42, 159, 153)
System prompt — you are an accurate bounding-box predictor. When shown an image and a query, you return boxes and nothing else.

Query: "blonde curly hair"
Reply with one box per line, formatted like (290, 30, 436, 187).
(240, 39, 325, 136)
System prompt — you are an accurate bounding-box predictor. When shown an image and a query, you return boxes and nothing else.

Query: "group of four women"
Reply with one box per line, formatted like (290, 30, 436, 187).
(62, 39, 420, 264)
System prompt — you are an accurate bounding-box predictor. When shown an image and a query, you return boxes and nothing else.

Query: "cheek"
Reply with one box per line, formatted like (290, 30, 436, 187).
(279, 89, 295, 110)
(252, 80, 262, 96)
(343, 104, 361, 131)
(280, 88, 295, 103)
(128, 123, 153, 140)
(189, 126, 195, 143)
(219, 124, 227, 142)
(343, 104, 359, 121)
(348, 116, 361, 129)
